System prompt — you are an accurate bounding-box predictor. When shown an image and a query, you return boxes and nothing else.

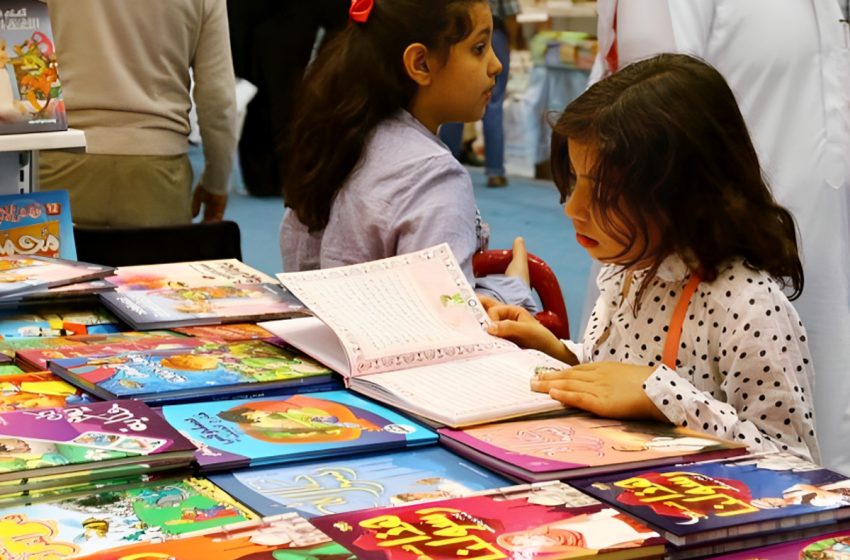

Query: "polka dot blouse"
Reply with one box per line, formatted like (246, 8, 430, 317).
(564, 255, 820, 463)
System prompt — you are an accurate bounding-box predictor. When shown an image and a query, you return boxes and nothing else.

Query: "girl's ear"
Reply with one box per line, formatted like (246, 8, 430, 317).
(403, 43, 433, 86)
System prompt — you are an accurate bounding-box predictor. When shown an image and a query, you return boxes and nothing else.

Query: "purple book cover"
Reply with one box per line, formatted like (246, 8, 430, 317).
(706, 528, 850, 558)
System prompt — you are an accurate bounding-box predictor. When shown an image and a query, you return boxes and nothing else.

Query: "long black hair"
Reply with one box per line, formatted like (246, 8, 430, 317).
(550, 53, 803, 300)
(284, 0, 485, 232)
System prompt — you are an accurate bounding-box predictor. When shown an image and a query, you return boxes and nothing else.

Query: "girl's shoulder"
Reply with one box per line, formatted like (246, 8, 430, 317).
(700, 258, 794, 312)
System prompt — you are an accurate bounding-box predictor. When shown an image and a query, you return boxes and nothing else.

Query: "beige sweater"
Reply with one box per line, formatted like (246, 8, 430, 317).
(46, 0, 237, 195)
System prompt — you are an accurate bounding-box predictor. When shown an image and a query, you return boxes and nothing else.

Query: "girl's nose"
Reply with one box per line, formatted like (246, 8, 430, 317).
(490, 50, 503, 76)
(564, 190, 588, 222)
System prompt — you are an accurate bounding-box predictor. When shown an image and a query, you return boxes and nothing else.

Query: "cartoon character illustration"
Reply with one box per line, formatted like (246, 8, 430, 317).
(802, 535, 850, 559)
(752, 480, 850, 509)
(0, 39, 27, 120)
(216, 395, 382, 444)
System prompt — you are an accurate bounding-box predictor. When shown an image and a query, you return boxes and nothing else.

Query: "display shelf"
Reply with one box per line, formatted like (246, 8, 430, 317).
(0, 128, 86, 153)
(0, 128, 86, 195)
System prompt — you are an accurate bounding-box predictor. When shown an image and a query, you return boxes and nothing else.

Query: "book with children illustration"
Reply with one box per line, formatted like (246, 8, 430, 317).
(159, 390, 437, 472)
(209, 446, 510, 518)
(74, 511, 356, 560)
(0, 190, 75, 260)
(438, 414, 749, 483)
(48, 339, 337, 406)
(263, 243, 570, 428)
(311, 480, 667, 560)
(0, 399, 196, 487)
(99, 258, 306, 330)
(569, 452, 850, 551)
(703, 527, 850, 559)
(0, 477, 257, 559)
(0, 370, 92, 412)
(0, 255, 113, 299)
(172, 322, 277, 342)
(0, 0, 68, 134)
(0, 301, 120, 340)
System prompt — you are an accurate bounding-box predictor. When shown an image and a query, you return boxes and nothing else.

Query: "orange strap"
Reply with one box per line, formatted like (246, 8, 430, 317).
(662, 274, 701, 370)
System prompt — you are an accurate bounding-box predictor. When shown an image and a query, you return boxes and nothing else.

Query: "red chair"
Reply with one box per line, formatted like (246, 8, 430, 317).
(473, 249, 570, 339)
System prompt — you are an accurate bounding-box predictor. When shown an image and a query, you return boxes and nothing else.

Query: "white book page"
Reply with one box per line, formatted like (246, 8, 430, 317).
(350, 349, 569, 427)
(277, 244, 515, 376)
(261, 317, 350, 374)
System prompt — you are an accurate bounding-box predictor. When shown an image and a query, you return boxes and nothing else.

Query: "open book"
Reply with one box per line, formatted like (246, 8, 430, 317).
(261, 243, 569, 428)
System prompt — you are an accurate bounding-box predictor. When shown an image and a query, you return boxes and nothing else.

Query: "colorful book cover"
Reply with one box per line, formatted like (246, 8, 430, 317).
(312, 481, 666, 560)
(704, 527, 850, 559)
(49, 340, 336, 405)
(438, 414, 748, 482)
(0, 302, 120, 340)
(0, 279, 115, 308)
(0, 477, 257, 559)
(0, 399, 196, 482)
(210, 446, 511, 518)
(75, 512, 356, 560)
(569, 452, 850, 547)
(100, 259, 305, 329)
(0, 190, 75, 260)
(0, 255, 113, 298)
(160, 390, 437, 472)
(172, 322, 276, 342)
(0, 362, 21, 375)
(0, 0, 67, 134)
(0, 329, 180, 356)
(0, 370, 92, 411)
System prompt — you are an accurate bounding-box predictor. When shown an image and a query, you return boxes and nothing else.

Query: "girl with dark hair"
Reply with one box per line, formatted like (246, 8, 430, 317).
(484, 53, 819, 462)
(280, 0, 534, 309)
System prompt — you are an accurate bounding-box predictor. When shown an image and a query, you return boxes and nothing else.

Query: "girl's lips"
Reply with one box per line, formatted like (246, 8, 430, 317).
(576, 232, 599, 248)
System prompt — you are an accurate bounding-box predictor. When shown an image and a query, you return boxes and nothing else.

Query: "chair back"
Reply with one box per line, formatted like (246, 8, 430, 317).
(73, 221, 242, 267)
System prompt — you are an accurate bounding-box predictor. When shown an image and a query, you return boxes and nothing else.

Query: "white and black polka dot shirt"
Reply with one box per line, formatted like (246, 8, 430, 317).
(564, 255, 820, 463)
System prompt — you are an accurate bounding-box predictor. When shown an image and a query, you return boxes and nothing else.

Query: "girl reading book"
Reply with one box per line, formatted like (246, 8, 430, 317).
(484, 54, 819, 462)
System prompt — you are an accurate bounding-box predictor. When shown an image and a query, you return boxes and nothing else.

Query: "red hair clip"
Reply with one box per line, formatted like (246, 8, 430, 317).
(349, 0, 374, 23)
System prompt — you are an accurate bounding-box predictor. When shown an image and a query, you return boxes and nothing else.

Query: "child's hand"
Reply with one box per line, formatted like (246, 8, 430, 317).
(483, 297, 576, 364)
(531, 362, 668, 422)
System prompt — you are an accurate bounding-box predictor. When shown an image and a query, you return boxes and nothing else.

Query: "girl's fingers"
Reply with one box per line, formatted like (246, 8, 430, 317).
(534, 368, 597, 382)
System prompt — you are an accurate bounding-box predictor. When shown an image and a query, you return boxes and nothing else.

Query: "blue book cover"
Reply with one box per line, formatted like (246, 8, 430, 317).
(160, 390, 437, 472)
(569, 452, 850, 547)
(209, 446, 510, 518)
(0, 190, 75, 259)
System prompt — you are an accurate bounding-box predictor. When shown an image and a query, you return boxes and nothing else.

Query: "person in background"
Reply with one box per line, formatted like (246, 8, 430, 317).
(485, 54, 820, 463)
(39, 0, 237, 227)
(439, 0, 519, 188)
(280, 0, 534, 309)
(585, 0, 850, 474)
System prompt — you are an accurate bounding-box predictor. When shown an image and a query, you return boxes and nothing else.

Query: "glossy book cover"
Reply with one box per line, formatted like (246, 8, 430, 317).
(160, 390, 437, 471)
(0, 256, 112, 298)
(0, 190, 75, 259)
(0, 370, 92, 412)
(17, 334, 201, 370)
(438, 414, 747, 482)
(312, 481, 666, 560)
(210, 446, 510, 518)
(569, 452, 850, 546)
(705, 527, 850, 559)
(0, 477, 257, 559)
(0, 399, 195, 482)
(49, 340, 335, 405)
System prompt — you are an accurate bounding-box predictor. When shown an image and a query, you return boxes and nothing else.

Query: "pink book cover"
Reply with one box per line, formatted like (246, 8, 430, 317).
(16, 335, 204, 370)
(704, 528, 850, 559)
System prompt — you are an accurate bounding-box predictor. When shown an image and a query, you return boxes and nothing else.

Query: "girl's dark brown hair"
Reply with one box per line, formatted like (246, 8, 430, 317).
(284, 0, 485, 232)
(550, 53, 803, 300)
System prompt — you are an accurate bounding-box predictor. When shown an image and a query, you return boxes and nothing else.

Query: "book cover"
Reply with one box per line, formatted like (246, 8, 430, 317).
(264, 244, 570, 428)
(159, 390, 437, 472)
(49, 340, 336, 405)
(0, 370, 92, 411)
(75, 512, 356, 560)
(210, 446, 511, 518)
(0, 301, 120, 340)
(0, 477, 257, 559)
(0, 190, 74, 259)
(704, 527, 850, 559)
(0, 279, 115, 308)
(438, 414, 748, 482)
(0, 399, 196, 483)
(0, 0, 67, 134)
(312, 481, 667, 560)
(0, 328, 180, 356)
(569, 452, 850, 547)
(100, 259, 305, 329)
(172, 322, 276, 342)
(0, 255, 113, 299)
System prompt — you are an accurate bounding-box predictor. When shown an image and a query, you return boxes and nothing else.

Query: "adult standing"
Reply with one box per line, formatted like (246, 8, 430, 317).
(439, 0, 520, 188)
(40, 0, 237, 226)
(585, 0, 850, 474)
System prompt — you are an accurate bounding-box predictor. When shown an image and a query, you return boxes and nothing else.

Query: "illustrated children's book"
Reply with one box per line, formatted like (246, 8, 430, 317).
(75, 511, 356, 560)
(210, 446, 511, 518)
(0, 0, 67, 134)
(172, 322, 277, 342)
(702, 527, 850, 559)
(159, 390, 437, 472)
(0, 399, 196, 485)
(0, 301, 120, 340)
(312, 481, 667, 560)
(0, 255, 113, 299)
(49, 339, 337, 406)
(99, 259, 306, 330)
(264, 243, 569, 429)
(0, 279, 115, 308)
(569, 452, 850, 549)
(0, 477, 257, 559)
(0, 190, 75, 259)
(0, 328, 181, 358)
(0, 370, 92, 412)
(438, 414, 749, 483)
